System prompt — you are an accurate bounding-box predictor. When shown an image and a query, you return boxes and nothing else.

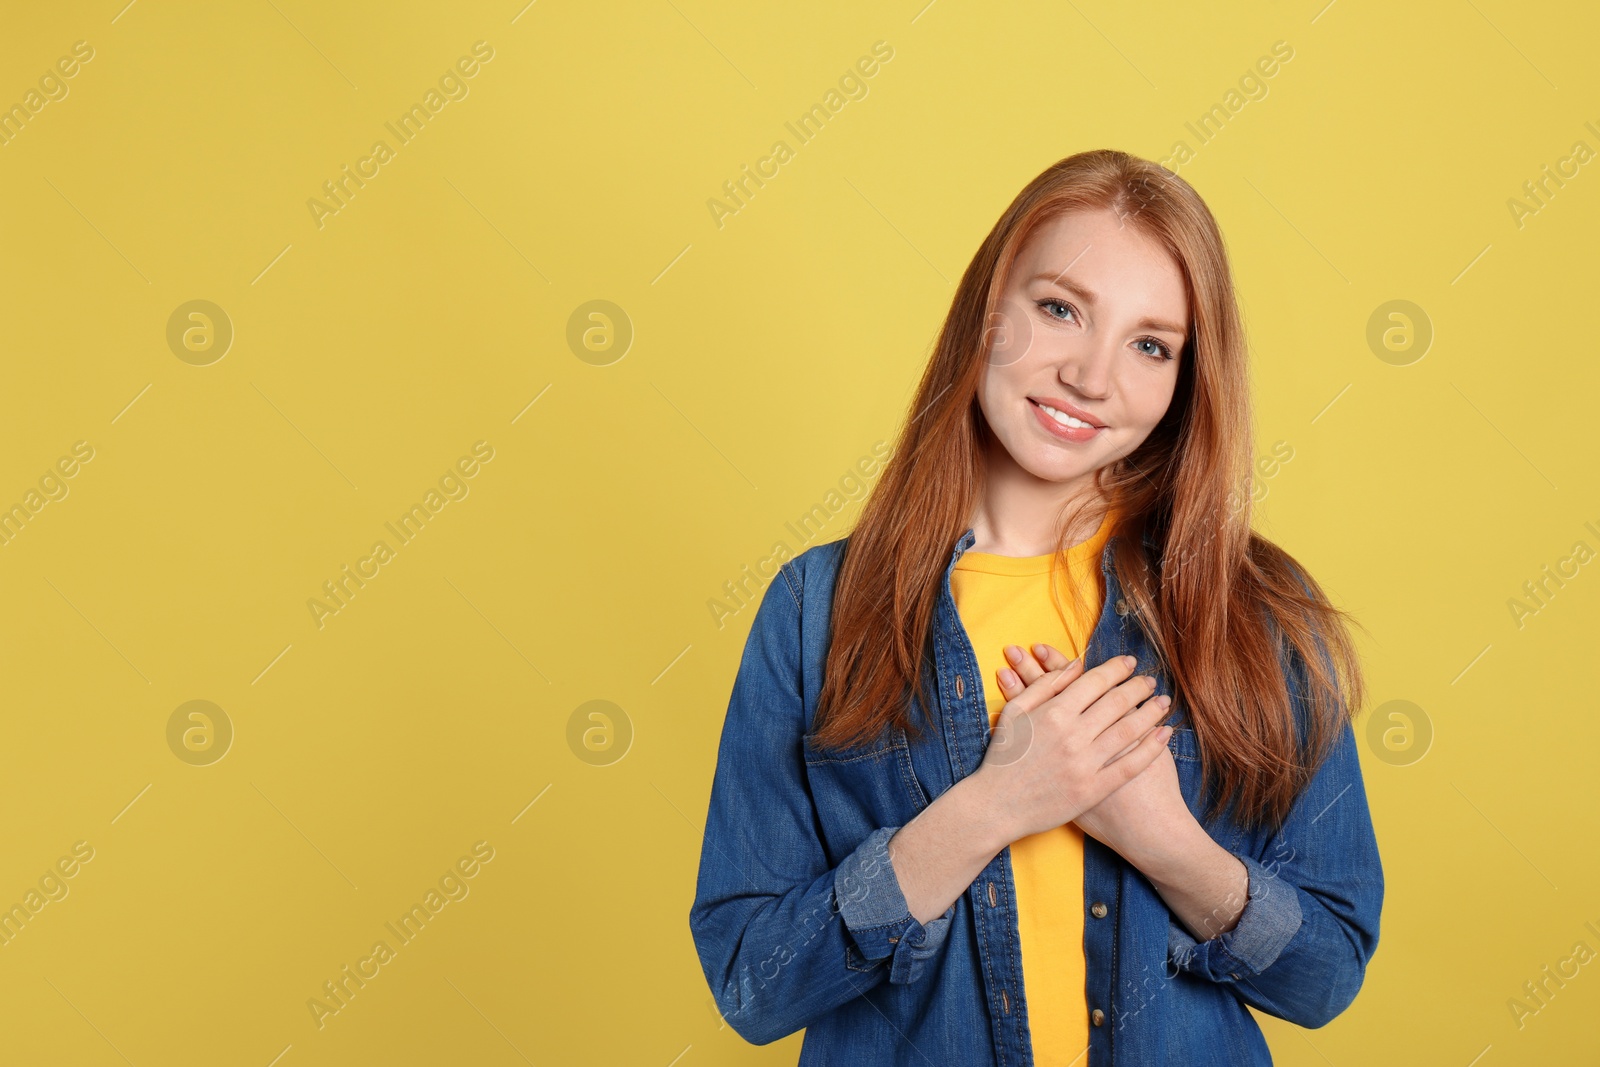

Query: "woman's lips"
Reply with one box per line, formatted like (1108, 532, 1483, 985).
(1029, 398, 1104, 443)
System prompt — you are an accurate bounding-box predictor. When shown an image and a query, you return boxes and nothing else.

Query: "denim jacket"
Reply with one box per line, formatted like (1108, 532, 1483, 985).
(689, 526, 1384, 1065)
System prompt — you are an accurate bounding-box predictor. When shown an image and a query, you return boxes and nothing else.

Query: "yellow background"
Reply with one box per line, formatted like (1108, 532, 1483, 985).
(0, 0, 1595, 1063)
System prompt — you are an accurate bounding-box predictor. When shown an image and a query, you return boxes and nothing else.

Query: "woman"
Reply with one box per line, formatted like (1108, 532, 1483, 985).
(689, 149, 1383, 1066)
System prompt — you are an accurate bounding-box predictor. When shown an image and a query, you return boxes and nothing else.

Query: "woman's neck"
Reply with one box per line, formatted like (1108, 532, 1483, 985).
(967, 456, 1109, 557)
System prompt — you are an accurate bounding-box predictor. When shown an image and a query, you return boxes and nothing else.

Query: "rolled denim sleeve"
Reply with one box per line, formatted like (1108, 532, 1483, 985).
(1167, 850, 1303, 979)
(835, 826, 957, 985)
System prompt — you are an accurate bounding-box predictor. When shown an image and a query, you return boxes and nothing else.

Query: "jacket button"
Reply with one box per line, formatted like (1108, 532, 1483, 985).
(1114, 598, 1128, 616)
(1091, 1008, 1105, 1026)
(1090, 902, 1107, 919)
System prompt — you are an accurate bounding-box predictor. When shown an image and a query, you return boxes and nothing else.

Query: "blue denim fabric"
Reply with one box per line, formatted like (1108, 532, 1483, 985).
(689, 527, 1384, 1065)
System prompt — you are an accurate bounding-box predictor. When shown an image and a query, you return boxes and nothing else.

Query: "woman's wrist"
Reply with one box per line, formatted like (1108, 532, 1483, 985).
(946, 766, 1025, 856)
(889, 771, 1017, 925)
(1111, 813, 1250, 942)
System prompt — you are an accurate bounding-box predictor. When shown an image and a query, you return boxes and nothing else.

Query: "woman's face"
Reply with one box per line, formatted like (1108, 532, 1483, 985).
(978, 207, 1189, 492)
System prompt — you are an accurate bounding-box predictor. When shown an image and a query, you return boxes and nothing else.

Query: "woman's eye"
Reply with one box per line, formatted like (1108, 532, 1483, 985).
(1036, 299, 1175, 361)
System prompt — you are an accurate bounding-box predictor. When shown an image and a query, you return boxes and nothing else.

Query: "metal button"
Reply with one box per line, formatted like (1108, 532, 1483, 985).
(1090, 902, 1107, 919)
(1091, 1008, 1105, 1026)
(1114, 598, 1128, 616)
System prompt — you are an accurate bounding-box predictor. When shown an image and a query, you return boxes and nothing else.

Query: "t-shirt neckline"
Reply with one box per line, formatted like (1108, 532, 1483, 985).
(954, 508, 1116, 577)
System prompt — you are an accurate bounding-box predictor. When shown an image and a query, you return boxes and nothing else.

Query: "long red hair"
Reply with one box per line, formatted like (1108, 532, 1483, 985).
(808, 149, 1366, 833)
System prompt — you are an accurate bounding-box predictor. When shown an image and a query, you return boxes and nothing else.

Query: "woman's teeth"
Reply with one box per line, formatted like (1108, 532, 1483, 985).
(1037, 403, 1096, 430)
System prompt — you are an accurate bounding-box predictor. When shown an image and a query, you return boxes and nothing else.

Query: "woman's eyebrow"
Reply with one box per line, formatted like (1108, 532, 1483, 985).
(1028, 271, 1187, 336)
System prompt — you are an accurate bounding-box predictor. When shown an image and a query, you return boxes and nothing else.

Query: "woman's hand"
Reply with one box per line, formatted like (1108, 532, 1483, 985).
(996, 643, 1189, 863)
(969, 646, 1173, 846)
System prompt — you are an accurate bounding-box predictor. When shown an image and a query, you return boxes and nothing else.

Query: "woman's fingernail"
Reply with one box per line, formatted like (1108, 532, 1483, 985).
(1004, 645, 1021, 664)
(1157, 695, 1172, 708)
(999, 668, 1018, 688)
(1032, 644, 1050, 659)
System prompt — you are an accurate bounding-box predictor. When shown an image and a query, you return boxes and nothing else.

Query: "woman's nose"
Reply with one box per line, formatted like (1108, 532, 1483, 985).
(1058, 341, 1115, 399)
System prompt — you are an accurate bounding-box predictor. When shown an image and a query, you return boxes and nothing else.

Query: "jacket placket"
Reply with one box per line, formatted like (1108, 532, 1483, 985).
(934, 528, 1030, 1064)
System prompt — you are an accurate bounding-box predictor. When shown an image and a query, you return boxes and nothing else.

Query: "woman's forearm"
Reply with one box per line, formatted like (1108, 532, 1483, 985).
(1124, 815, 1250, 942)
(887, 773, 1015, 925)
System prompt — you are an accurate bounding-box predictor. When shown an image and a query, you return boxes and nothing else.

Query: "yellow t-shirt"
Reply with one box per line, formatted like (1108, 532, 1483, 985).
(949, 510, 1115, 1067)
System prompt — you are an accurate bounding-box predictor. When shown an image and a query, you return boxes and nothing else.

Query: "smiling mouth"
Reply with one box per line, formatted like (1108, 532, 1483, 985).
(1029, 398, 1104, 431)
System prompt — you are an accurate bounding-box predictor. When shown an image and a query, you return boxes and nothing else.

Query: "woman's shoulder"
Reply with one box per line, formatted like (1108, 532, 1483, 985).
(786, 535, 850, 588)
